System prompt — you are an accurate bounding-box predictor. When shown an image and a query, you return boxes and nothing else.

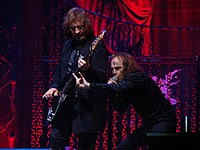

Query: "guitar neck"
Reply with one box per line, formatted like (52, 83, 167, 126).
(60, 67, 79, 96)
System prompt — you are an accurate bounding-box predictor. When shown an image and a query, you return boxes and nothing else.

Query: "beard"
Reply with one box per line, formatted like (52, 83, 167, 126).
(73, 34, 86, 42)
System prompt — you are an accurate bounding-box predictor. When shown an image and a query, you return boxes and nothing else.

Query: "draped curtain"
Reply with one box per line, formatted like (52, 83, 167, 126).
(152, 0, 200, 56)
(153, 0, 200, 27)
(74, 0, 153, 55)
(73, 0, 200, 56)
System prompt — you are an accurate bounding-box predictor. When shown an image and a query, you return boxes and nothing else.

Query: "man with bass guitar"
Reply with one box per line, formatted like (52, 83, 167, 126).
(43, 7, 109, 150)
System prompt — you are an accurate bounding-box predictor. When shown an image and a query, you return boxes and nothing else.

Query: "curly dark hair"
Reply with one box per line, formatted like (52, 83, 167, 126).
(110, 52, 144, 76)
(63, 7, 94, 38)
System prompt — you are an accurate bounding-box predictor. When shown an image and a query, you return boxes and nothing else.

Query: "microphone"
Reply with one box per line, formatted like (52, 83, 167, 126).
(111, 76, 118, 82)
(108, 76, 118, 84)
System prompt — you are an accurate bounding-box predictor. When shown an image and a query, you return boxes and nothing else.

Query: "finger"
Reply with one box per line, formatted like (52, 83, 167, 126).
(42, 94, 46, 99)
(78, 61, 83, 66)
(78, 59, 86, 66)
(43, 94, 49, 99)
(79, 59, 86, 64)
(72, 73, 79, 80)
(73, 73, 81, 86)
(42, 91, 49, 99)
(107, 80, 112, 84)
(78, 72, 84, 79)
(54, 90, 59, 96)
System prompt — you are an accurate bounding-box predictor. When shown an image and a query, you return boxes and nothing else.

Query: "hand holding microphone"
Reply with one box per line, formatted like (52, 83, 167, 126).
(108, 76, 118, 84)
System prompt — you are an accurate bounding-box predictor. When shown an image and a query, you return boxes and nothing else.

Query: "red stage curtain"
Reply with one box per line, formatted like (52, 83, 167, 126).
(75, 0, 153, 55)
(152, 0, 200, 56)
(153, 0, 200, 27)
(74, 0, 200, 56)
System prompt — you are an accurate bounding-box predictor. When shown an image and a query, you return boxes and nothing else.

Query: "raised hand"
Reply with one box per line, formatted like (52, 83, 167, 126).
(72, 72, 90, 89)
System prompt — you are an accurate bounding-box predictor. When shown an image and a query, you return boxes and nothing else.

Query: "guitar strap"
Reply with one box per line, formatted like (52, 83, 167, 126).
(67, 49, 80, 75)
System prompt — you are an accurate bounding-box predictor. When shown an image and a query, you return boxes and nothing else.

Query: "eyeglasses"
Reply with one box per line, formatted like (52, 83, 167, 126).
(69, 25, 84, 31)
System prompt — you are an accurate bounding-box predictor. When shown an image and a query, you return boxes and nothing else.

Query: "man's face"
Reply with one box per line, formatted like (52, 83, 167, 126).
(69, 21, 86, 41)
(111, 57, 124, 79)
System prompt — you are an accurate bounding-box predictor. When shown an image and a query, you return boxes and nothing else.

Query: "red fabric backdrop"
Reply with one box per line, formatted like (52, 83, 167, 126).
(75, 0, 152, 55)
(73, 0, 200, 56)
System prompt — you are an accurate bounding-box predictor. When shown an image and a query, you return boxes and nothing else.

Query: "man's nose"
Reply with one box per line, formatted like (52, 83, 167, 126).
(112, 70, 117, 74)
(75, 27, 81, 33)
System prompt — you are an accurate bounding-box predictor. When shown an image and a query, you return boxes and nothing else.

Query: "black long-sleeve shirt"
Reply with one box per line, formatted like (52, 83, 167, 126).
(90, 72, 177, 128)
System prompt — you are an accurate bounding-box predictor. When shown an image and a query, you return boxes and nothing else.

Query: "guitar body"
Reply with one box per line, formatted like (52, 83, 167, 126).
(47, 95, 66, 123)
(47, 93, 78, 124)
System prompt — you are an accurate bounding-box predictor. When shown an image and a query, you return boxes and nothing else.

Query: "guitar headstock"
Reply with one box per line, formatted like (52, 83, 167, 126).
(91, 30, 106, 50)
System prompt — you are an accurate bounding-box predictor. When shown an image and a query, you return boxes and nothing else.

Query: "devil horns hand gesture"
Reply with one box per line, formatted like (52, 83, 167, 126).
(72, 72, 90, 89)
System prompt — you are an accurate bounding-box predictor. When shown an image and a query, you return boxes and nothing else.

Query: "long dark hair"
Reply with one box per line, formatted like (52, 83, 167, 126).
(62, 7, 94, 38)
(110, 52, 144, 77)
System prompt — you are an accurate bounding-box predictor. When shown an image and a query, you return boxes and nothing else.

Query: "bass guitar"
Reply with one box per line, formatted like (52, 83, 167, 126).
(47, 30, 106, 123)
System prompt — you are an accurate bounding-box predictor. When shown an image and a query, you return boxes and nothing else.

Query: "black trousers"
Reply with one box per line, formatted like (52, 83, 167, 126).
(116, 121, 176, 150)
(49, 126, 98, 150)
(49, 104, 98, 150)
